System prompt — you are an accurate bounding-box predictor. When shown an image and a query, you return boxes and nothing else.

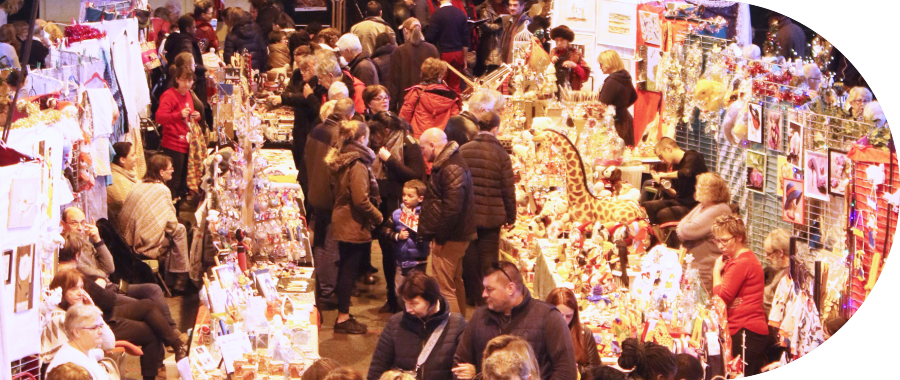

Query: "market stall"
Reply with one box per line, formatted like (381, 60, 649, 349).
(489, 9, 895, 373)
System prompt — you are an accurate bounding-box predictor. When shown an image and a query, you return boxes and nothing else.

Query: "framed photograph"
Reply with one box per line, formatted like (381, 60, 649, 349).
(559, 0, 596, 33)
(213, 264, 238, 290)
(805, 150, 830, 201)
(828, 149, 850, 197)
(253, 269, 278, 302)
(787, 120, 803, 166)
(777, 156, 802, 197)
(747, 103, 763, 144)
(15, 245, 35, 313)
(598, 0, 637, 48)
(782, 178, 805, 224)
(765, 107, 784, 150)
(745, 150, 767, 193)
(639, 10, 662, 46)
(2, 250, 11, 285)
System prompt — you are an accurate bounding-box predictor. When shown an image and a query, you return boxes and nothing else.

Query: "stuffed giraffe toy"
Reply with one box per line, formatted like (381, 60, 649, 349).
(532, 128, 648, 225)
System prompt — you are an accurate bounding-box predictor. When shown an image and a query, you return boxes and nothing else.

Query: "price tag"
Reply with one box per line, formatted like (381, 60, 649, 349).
(706, 332, 721, 356)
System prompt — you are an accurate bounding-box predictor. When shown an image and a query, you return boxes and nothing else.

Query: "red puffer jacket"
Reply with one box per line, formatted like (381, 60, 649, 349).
(399, 83, 461, 139)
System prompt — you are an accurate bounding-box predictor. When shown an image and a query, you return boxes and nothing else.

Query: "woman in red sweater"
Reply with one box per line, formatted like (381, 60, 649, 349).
(155, 65, 201, 200)
(711, 214, 769, 376)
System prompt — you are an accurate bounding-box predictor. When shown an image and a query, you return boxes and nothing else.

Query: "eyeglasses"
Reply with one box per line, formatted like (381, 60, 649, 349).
(491, 261, 513, 283)
(373, 95, 389, 101)
(80, 324, 105, 333)
(711, 236, 736, 246)
(67, 219, 87, 227)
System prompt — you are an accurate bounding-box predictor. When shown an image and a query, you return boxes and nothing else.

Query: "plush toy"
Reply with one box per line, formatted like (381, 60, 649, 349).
(693, 79, 728, 112)
(720, 94, 748, 145)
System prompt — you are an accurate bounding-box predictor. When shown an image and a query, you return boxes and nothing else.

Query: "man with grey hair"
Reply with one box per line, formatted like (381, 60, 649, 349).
(315, 50, 367, 113)
(305, 98, 357, 309)
(418, 128, 476, 315)
(337, 33, 380, 86)
(444, 88, 502, 146)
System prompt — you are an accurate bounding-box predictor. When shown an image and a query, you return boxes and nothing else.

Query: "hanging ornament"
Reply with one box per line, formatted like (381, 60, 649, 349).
(884, 190, 900, 213)
(865, 164, 886, 187)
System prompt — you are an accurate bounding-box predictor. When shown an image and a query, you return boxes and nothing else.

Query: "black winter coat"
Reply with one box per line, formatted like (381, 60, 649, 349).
(598, 69, 638, 146)
(454, 289, 577, 380)
(282, 69, 322, 189)
(419, 142, 476, 245)
(224, 16, 268, 70)
(371, 44, 396, 89)
(305, 116, 342, 211)
(388, 40, 439, 111)
(444, 111, 479, 146)
(348, 52, 380, 86)
(459, 132, 516, 228)
(377, 131, 426, 208)
(367, 297, 467, 380)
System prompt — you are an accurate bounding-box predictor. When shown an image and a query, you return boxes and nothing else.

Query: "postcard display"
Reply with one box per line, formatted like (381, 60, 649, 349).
(500, 1, 894, 377)
(186, 52, 318, 380)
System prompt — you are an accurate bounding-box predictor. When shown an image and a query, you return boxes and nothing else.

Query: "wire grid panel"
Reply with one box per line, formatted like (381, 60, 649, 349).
(10, 354, 39, 379)
(849, 159, 899, 315)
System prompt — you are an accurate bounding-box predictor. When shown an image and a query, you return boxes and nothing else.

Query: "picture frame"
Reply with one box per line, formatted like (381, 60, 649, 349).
(777, 155, 802, 197)
(766, 107, 784, 150)
(15, 245, 35, 313)
(212, 264, 238, 290)
(745, 150, 767, 193)
(2, 249, 11, 285)
(805, 150, 830, 201)
(253, 269, 278, 302)
(747, 103, 763, 144)
(787, 120, 803, 166)
(828, 148, 850, 197)
(783, 178, 805, 224)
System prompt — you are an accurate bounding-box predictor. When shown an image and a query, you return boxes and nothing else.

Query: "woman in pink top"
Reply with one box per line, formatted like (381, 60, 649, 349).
(711, 214, 770, 376)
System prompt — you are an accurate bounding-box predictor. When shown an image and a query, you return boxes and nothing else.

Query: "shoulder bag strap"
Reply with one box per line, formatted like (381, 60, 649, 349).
(415, 318, 449, 375)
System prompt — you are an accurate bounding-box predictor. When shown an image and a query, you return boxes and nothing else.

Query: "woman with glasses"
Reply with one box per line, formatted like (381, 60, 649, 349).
(675, 173, 733, 295)
(118, 155, 194, 285)
(366, 87, 427, 313)
(46, 304, 112, 380)
(711, 214, 769, 376)
(44, 268, 187, 380)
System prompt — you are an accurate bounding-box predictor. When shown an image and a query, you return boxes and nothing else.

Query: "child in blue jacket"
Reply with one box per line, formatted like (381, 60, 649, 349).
(382, 180, 430, 294)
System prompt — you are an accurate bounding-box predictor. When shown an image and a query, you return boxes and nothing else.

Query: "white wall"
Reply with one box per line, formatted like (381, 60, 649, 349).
(40, 0, 253, 24)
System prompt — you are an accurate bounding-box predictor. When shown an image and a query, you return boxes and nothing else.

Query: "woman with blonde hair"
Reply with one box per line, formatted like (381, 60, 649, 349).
(399, 57, 461, 138)
(481, 335, 540, 380)
(326, 120, 383, 334)
(597, 50, 637, 146)
(675, 172, 733, 294)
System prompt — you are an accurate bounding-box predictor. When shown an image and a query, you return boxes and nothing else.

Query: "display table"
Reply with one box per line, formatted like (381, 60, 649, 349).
(178, 265, 321, 380)
(531, 239, 566, 301)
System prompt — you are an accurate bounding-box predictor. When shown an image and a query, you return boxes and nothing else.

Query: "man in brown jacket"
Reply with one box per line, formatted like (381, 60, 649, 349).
(458, 111, 516, 306)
